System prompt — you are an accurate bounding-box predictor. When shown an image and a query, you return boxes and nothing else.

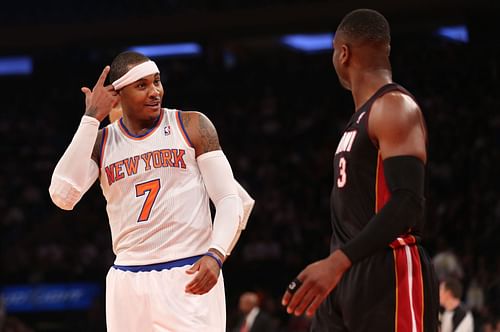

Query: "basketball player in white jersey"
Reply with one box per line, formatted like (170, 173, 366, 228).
(49, 51, 254, 332)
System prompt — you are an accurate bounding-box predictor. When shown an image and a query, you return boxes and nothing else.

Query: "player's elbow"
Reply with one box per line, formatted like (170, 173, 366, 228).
(50, 192, 75, 210)
(49, 178, 82, 211)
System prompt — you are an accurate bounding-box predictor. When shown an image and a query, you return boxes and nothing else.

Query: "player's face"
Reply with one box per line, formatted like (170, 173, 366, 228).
(120, 73, 164, 121)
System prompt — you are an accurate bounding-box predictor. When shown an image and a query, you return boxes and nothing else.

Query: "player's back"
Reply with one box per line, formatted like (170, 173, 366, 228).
(330, 83, 425, 250)
(99, 108, 212, 265)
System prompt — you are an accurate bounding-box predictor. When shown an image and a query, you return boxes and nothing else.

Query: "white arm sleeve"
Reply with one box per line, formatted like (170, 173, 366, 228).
(224, 180, 255, 255)
(235, 180, 255, 230)
(49, 116, 100, 210)
(197, 150, 243, 257)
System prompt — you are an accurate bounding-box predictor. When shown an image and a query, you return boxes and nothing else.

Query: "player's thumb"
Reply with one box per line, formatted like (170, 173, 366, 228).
(185, 262, 200, 274)
(81, 87, 91, 97)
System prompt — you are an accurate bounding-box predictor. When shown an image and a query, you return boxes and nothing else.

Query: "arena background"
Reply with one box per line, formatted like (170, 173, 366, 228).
(1, 0, 499, 331)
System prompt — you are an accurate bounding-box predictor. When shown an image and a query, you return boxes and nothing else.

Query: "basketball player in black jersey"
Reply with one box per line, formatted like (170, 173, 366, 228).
(282, 9, 439, 331)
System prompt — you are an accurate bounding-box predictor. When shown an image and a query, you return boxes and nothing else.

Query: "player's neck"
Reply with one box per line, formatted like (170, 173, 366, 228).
(350, 69, 392, 111)
(121, 113, 161, 136)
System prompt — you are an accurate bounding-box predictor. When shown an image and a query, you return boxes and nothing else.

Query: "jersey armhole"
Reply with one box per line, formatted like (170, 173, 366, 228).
(364, 108, 380, 150)
(175, 111, 195, 148)
(99, 127, 108, 170)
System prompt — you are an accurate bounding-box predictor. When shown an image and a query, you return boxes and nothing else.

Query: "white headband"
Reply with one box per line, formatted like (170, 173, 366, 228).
(112, 60, 160, 90)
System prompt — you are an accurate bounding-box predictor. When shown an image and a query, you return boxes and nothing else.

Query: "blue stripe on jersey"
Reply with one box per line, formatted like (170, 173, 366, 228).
(176, 111, 194, 147)
(112, 255, 202, 272)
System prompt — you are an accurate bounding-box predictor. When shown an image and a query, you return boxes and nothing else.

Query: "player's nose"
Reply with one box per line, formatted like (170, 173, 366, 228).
(148, 84, 161, 97)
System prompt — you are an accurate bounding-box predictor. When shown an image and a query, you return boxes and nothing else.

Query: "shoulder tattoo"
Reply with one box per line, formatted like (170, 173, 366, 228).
(198, 114, 220, 154)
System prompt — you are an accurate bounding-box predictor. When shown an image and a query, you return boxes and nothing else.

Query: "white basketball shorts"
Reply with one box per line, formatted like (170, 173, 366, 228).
(105, 257, 226, 332)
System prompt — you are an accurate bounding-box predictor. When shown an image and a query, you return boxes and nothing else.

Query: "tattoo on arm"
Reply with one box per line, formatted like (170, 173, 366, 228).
(198, 114, 221, 154)
(85, 106, 99, 119)
(182, 112, 191, 128)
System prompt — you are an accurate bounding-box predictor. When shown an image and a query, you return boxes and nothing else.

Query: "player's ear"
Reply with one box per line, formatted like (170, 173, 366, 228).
(339, 44, 350, 65)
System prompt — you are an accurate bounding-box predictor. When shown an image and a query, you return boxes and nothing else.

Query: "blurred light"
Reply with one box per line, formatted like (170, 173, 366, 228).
(0, 56, 32, 76)
(281, 33, 334, 53)
(223, 51, 236, 70)
(436, 25, 469, 43)
(129, 43, 202, 58)
(1, 283, 101, 313)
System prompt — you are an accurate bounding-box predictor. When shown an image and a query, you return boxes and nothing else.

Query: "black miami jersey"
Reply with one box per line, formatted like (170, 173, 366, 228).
(312, 83, 439, 332)
(330, 83, 424, 252)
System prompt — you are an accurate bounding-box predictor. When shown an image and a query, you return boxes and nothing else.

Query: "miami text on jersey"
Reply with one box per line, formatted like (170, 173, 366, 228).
(105, 149, 187, 186)
(335, 130, 357, 155)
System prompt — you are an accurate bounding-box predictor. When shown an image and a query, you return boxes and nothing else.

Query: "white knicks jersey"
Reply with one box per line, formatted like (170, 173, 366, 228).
(99, 108, 212, 265)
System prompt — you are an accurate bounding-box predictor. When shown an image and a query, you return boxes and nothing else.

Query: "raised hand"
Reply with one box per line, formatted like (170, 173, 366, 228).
(81, 66, 119, 122)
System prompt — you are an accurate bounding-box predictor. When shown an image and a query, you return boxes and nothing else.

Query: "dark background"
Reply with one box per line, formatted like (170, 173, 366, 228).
(1, 0, 499, 331)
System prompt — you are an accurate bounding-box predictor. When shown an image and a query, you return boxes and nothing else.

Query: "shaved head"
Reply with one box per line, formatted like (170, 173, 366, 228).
(331, 9, 392, 90)
(336, 9, 390, 46)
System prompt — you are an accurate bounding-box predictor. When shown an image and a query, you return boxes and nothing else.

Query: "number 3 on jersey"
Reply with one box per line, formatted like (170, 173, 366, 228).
(135, 179, 161, 222)
(337, 157, 347, 188)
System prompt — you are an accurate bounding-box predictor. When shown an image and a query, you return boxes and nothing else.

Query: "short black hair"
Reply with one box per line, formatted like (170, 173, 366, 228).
(337, 9, 390, 45)
(442, 277, 463, 299)
(109, 51, 150, 83)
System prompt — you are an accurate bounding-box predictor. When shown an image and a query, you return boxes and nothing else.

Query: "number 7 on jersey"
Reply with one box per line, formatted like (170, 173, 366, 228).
(135, 179, 161, 222)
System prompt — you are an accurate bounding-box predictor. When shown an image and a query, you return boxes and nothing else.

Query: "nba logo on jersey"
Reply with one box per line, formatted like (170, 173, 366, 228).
(164, 125, 171, 136)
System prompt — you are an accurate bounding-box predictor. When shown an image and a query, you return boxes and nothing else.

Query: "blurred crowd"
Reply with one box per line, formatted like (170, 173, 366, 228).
(1, 30, 499, 331)
(0, 0, 330, 25)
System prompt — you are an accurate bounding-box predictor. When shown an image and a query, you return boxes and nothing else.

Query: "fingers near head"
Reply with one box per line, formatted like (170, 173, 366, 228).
(95, 65, 111, 88)
(81, 87, 91, 96)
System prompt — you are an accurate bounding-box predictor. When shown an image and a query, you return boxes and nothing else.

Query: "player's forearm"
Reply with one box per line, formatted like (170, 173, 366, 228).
(210, 194, 243, 258)
(341, 156, 425, 264)
(217, 180, 256, 256)
(197, 150, 244, 258)
(49, 116, 100, 210)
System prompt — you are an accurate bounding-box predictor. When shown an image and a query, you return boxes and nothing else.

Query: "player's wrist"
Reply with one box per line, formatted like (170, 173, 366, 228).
(80, 114, 101, 126)
(84, 107, 107, 122)
(329, 249, 352, 272)
(208, 246, 226, 261)
(204, 251, 223, 269)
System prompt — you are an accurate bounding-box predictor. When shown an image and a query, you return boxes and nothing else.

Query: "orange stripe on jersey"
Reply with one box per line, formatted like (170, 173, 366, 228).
(393, 245, 424, 332)
(176, 111, 194, 148)
(375, 152, 391, 213)
(100, 127, 108, 169)
(118, 110, 164, 140)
